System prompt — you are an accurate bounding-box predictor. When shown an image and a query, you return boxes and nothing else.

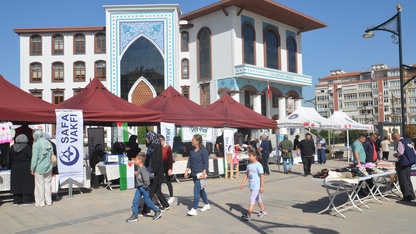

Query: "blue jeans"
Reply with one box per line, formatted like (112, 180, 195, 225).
(282, 157, 293, 172)
(318, 149, 326, 164)
(192, 176, 208, 209)
(132, 186, 158, 216)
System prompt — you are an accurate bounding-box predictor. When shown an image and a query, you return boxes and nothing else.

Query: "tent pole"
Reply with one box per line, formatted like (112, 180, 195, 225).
(347, 130, 350, 163)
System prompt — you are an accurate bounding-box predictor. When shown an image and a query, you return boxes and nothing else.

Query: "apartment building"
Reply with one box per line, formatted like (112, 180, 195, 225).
(315, 64, 416, 129)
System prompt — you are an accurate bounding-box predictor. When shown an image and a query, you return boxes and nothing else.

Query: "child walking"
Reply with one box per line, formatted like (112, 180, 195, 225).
(126, 154, 162, 222)
(239, 148, 267, 221)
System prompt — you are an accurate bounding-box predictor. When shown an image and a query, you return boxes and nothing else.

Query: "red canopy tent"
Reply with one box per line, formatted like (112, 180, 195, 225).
(206, 93, 276, 129)
(0, 75, 57, 123)
(59, 77, 162, 126)
(141, 86, 227, 127)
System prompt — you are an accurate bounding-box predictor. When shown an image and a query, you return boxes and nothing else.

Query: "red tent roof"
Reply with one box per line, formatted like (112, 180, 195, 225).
(141, 86, 227, 127)
(0, 75, 57, 123)
(206, 94, 277, 129)
(59, 77, 162, 125)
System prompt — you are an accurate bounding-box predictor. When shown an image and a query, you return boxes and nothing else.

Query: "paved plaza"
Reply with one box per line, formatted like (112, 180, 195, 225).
(1, 157, 415, 234)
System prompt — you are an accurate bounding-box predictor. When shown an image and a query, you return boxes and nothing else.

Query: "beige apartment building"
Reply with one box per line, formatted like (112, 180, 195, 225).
(315, 64, 416, 134)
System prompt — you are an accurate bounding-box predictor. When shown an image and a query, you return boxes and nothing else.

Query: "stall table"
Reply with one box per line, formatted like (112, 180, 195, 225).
(95, 162, 121, 190)
(314, 170, 398, 219)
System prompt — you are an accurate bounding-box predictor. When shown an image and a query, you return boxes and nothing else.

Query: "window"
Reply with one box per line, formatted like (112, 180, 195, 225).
(52, 62, 64, 82)
(343, 102, 357, 108)
(120, 37, 164, 100)
(30, 62, 42, 82)
(73, 88, 84, 96)
(358, 83, 371, 89)
(200, 83, 210, 106)
(181, 32, 189, 52)
(52, 89, 64, 104)
(264, 28, 280, 69)
(30, 90, 43, 99)
(242, 23, 255, 65)
(74, 61, 85, 81)
(95, 33, 106, 53)
(30, 35, 42, 55)
(272, 94, 279, 108)
(390, 80, 400, 87)
(181, 86, 189, 98)
(358, 92, 372, 98)
(244, 90, 251, 108)
(344, 94, 357, 99)
(52, 34, 64, 55)
(95, 60, 106, 80)
(287, 36, 297, 73)
(74, 34, 85, 54)
(181, 59, 189, 79)
(198, 28, 211, 80)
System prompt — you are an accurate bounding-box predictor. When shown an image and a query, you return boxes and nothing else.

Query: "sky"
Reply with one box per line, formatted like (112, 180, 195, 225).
(1, 0, 416, 106)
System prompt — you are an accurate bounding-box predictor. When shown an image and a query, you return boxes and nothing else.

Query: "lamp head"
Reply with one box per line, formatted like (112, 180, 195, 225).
(362, 31, 374, 38)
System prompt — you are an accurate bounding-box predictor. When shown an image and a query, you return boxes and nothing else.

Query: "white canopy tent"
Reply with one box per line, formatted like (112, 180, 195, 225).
(277, 107, 343, 130)
(328, 111, 374, 162)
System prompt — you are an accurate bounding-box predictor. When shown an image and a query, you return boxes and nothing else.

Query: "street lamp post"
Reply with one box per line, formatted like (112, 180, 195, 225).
(363, 4, 405, 137)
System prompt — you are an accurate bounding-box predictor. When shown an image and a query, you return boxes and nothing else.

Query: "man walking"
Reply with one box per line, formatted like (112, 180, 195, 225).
(278, 134, 293, 174)
(297, 133, 315, 177)
(392, 132, 416, 202)
(259, 134, 272, 175)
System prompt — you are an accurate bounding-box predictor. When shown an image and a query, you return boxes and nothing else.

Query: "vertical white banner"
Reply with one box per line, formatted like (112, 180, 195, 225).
(87, 128, 104, 160)
(223, 128, 235, 166)
(161, 122, 175, 147)
(55, 110, 84, 184)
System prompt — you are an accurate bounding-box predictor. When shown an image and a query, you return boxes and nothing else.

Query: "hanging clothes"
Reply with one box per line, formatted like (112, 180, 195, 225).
(0, 122, 13, 144)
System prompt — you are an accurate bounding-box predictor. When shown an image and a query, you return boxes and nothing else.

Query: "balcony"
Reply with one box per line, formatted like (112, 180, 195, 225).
(234, 64, 312, 86)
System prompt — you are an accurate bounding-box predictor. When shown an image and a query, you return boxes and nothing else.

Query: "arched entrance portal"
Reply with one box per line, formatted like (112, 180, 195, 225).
(128, 77, 156, 106)
(120, 36, 164, 102)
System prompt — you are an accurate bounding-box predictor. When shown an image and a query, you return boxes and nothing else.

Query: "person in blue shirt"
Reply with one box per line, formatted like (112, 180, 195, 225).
(240, 148, 267, 221)
(184, 134, 210, 216)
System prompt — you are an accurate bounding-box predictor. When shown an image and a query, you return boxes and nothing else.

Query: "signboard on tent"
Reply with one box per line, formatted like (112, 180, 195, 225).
(181, 126, 214, 142)
(55, 109, 84, 184)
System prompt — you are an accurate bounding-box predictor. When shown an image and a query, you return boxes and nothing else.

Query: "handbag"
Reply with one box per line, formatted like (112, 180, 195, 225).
(51, 153, 57, 167)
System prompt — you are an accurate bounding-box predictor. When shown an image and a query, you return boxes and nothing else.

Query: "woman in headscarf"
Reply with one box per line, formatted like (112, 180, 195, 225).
(10, 134, 34, 206)
(125, 135, 140, 160)
(31, 130, 53, 207)
(142, 131, 170, 215)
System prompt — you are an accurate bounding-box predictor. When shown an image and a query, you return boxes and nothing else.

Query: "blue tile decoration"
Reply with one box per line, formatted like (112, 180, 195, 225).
(241, 15, 255, 25)
(120, 21, 164, 55)
(286, 30, 296, 39)
(108, 11, 176, 94)
(262, 22, 279, 32)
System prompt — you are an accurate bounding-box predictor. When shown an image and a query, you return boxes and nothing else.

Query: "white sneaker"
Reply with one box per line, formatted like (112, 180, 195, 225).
(187, 208, 197, 216)
(167, 197, 175, 204)
(200, 204, 211, 212)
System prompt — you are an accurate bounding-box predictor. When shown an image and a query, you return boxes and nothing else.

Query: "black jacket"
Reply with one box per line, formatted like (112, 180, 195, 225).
(298, 139, 315, 156)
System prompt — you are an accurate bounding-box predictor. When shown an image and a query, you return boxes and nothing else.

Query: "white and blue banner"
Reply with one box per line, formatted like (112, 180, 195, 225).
(161, 122, 175, 147)
(223, 128, 235, 166)
(55, 110, 84, 184)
